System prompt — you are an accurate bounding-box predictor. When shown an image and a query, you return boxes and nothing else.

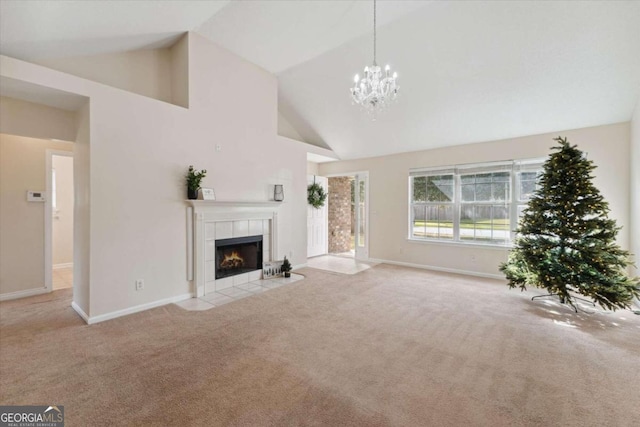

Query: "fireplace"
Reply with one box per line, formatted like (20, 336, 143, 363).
(188, 201, 279, 296)
(215, 235, 263, 280)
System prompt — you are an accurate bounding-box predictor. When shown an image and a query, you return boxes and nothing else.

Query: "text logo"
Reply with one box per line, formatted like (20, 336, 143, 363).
(0, 405, 64, 427)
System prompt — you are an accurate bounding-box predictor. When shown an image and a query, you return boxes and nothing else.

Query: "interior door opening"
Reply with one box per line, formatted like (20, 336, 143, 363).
(49, 152, 74, 290)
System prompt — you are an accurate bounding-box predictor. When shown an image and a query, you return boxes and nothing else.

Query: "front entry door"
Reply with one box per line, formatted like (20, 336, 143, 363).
(354, 173, 369, 260)
(307, 175, 328, 258)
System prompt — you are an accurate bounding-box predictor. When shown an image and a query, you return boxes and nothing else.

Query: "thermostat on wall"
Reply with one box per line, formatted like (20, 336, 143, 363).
(27, 191, 46, 202)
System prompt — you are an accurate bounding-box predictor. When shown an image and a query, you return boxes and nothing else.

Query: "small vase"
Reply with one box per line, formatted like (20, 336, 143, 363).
(284, 271, 291, 278)
(274, 184, 284, 202)
(187, 187, 199, 200)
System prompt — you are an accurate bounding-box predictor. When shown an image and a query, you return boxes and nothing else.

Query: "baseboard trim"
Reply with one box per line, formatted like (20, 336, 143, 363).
(368, 258, 504, 280)
(71, 301, 89, 323)
(85, 293, 193, 325)
(53, 262, 73, 270)
(292, 263, 307, 271)
(0, 287, 49, 301)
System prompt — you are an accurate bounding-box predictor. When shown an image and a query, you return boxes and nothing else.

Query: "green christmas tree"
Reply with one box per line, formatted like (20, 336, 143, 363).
(500, 137, 639, 311)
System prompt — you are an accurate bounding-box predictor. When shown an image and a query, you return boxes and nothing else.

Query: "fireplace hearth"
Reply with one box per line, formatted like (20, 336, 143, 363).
(215, 235, 263, 280)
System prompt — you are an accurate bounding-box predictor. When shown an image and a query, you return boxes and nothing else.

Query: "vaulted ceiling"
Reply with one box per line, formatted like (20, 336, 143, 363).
(2, 1, 639, 160)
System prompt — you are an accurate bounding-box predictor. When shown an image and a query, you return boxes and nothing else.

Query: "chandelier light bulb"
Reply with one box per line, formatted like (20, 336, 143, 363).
(354, 74, 360, 83)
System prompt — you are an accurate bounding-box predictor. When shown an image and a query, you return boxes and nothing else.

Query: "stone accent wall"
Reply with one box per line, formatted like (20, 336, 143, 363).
(328, 177, 352, 253)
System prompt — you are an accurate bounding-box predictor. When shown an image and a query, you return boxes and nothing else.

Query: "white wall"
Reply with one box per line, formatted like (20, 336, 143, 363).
(73, 103, 91, 315)
(630, 96, 640, 276)
(307, 161, 319, 176)
(35, 49, 174, 104)
(0, 96, 76, 142)
(52, 154, 73, 266)
(0, 134, 73, 295)
(170, 34, 189, 108)
(278, 111, 305, 142)
(0, 32, 312, 320)
(319, 123, 631, 278)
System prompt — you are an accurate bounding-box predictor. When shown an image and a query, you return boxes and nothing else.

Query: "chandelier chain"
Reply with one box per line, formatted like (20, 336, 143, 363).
(373, 0, 377, 65)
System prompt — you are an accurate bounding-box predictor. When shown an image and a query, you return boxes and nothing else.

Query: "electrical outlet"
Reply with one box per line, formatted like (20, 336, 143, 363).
(135, 279, 144, 291)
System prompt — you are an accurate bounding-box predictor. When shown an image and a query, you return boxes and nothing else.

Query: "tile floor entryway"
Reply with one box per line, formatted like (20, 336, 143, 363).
(53, 267, 73, 290)
(306, 255, 378, 275)
(174, 273, 304, 311)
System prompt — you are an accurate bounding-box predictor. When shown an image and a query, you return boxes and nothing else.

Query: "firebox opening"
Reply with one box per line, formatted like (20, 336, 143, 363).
(215, 235, 263, 280)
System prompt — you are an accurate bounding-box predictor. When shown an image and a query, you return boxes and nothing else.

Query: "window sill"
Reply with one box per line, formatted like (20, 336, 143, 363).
(406, 238, 513, 251)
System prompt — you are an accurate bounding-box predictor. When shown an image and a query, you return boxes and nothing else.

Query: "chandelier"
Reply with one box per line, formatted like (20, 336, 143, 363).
(350, 0, 399, 116)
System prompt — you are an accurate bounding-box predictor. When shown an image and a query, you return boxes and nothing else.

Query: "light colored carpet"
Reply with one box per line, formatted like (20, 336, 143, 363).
(1, 264, 639, 426)
(306, 254, 378, 275)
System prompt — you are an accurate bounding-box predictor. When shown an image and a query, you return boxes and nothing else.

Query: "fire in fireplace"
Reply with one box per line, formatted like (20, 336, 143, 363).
(215, 235, 263, 279)
(220, 251, 244, 270)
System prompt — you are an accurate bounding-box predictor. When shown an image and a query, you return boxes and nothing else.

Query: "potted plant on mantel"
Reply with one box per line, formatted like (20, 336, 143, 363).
(281, 257, 292, 278)
(186, 165, 207, 200)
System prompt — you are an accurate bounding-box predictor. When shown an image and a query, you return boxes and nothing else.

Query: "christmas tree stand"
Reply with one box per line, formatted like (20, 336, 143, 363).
(531, 293, 596, 312)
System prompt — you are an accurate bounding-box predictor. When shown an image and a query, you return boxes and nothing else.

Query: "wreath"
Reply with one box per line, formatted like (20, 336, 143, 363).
(307, 182, 327, 209)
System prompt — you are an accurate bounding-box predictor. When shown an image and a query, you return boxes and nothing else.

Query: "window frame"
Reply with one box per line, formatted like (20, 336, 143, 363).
(458, 169, 512, 244)
(408, 158, 545, 247)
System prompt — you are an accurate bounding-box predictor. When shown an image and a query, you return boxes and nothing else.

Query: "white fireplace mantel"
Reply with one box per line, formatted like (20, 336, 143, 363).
(187, 200, 283, 208)
(187, 200, 281, 297)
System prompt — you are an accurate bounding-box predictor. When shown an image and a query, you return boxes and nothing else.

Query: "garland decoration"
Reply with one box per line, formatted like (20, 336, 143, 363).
(307, 177, 327, 209)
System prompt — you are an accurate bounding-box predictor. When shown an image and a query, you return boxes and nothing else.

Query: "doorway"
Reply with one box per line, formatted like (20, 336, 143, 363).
(327, 172, 369, 260)
(307, 175, 329, 258)
(47, 151, 74, 290)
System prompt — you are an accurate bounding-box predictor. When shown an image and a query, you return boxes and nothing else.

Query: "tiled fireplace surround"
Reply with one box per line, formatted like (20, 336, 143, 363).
(189, 201, 280, 298)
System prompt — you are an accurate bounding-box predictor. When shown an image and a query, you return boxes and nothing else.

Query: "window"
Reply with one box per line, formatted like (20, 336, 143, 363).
(459, 170, 510, 243)
(409, 159, 544, 246)
(515, 165, 542, 219)
(411, 174, 455, 239)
